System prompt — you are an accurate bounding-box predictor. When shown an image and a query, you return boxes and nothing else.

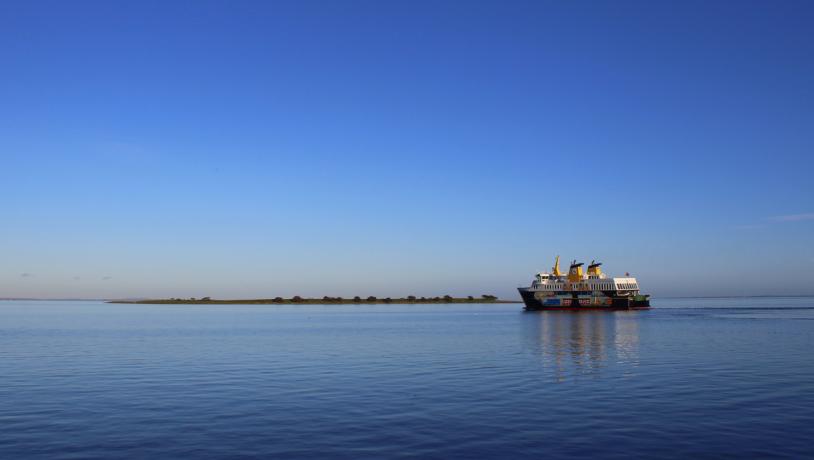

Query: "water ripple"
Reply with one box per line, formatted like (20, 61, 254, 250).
(0, 299, 813, 458)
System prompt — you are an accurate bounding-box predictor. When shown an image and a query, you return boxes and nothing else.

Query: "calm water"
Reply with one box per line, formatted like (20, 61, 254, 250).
(1, 298, 813, 459)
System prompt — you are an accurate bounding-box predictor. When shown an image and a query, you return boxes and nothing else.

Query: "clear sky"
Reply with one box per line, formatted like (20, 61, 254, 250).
(2, 0, 813, 299)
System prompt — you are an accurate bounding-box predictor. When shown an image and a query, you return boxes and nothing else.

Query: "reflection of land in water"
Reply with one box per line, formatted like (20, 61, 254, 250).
(522, 311, 640, 381)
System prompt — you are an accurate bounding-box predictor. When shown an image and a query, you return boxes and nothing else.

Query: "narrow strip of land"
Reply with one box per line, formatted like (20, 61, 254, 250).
(109, 295, 520, 305)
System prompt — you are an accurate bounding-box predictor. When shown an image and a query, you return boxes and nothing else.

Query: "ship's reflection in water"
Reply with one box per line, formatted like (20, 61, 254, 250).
(522, 311, 640, 381)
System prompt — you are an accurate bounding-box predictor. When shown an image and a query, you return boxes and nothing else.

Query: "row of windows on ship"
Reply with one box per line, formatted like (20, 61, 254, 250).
(536, 282, 638, 290)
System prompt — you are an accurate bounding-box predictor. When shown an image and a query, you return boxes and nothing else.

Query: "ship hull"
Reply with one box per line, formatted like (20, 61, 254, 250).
(518, 288, 650, 311)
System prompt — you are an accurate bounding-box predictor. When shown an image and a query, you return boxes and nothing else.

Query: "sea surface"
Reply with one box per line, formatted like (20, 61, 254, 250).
(1, 297, 813, 459)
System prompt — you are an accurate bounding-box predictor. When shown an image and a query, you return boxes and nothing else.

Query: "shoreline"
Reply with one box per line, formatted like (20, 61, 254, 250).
(109, 296, 521, 305)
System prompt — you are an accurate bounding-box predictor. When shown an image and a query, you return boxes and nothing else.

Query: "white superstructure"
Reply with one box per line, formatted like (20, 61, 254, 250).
(519, 256, 650, 309)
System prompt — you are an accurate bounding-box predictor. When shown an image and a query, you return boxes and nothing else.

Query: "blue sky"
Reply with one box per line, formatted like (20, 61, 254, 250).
(2, 0, 813, 299)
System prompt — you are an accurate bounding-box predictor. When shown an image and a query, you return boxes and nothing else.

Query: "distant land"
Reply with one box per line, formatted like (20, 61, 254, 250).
(109, 295, 520, 305)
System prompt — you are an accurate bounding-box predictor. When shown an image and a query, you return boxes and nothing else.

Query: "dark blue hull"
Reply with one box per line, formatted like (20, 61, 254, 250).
(518, 288, 650, 311)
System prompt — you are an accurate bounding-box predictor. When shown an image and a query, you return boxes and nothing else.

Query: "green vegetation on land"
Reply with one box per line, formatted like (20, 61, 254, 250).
(109, 295, 519, 305)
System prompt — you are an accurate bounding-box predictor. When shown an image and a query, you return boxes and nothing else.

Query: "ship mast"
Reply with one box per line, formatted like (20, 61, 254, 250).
(552, 255, 562, 277)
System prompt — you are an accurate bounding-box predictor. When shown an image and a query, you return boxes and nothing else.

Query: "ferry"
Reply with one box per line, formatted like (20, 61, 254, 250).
(518, 256, 650, 310)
